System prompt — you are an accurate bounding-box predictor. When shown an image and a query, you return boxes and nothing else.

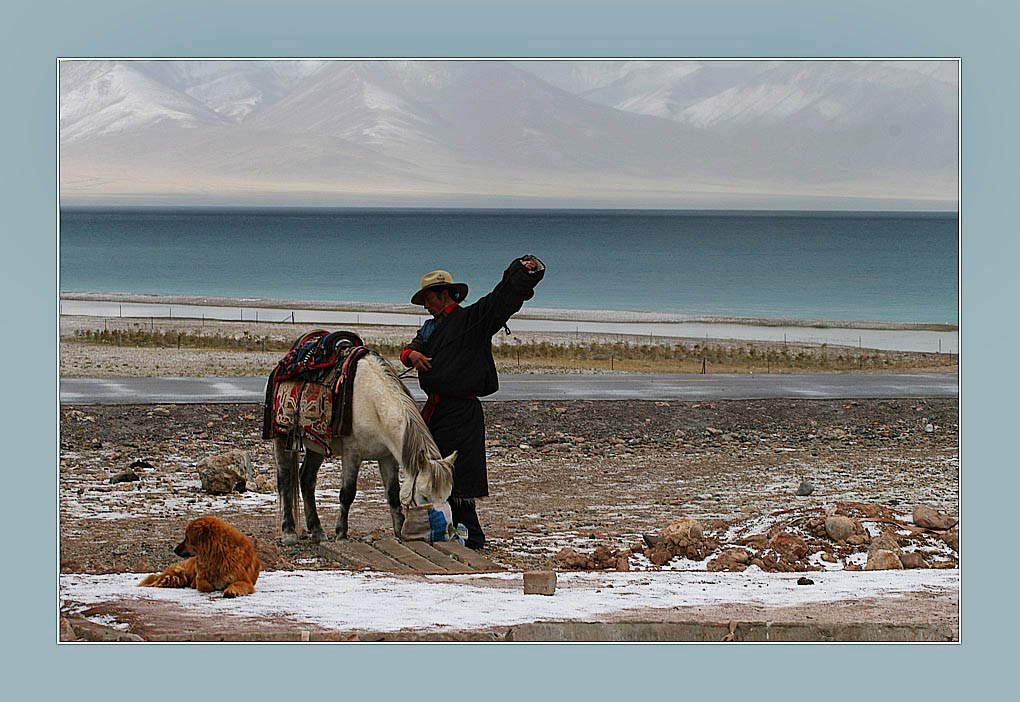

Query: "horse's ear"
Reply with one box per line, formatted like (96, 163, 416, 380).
(443, 451, 458, 465)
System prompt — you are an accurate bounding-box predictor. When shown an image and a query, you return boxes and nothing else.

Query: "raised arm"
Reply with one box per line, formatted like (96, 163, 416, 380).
(464, 255, 546, 339)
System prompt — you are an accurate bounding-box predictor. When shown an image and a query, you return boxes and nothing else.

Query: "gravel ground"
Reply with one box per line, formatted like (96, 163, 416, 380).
(59, 397, 958, 576)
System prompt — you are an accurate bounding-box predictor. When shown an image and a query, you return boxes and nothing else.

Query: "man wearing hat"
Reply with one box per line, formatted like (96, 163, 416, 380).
(401, 255, 545, 549)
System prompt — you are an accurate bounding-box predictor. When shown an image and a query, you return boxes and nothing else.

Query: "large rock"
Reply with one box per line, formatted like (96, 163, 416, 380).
(768, 532, 810, 561)
(554, 548, 589, 570)
(865, 549, 904, 570)
(869, 531, 901, 555)
(661, 518, 703, 542)
(824, 515, 860, 542)
(939, 530, 960, 552)
(196, 450, 252, 494)
(913, 505, 958, 531)
(899, 552, 928, 569)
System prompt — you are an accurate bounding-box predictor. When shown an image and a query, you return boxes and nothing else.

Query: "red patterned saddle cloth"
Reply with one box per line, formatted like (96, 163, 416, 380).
(261, 329, 371, 455)
(272, 381, 334, 454)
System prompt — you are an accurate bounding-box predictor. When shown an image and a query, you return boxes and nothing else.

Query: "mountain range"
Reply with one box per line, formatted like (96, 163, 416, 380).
(58, 59, 958, 209)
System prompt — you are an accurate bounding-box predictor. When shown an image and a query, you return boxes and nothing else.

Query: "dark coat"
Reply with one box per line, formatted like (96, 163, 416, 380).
(403, 257, 544, 498)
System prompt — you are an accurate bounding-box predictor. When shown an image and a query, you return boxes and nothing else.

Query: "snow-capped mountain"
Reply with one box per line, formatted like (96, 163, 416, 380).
(58, 59, 958, 209)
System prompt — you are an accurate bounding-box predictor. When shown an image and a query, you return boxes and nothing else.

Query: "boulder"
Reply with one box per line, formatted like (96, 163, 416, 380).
(899, 552, 928, 569)
(196, 450, 251, 494)
(59, 616, 78, 642)
(726, 548, 751, 564)
(797, 481, 815, 496)
(939, 530, 960, 552)
(661, 518, 703, 542)
(865, 549, 904, 571)
(824, 515, 858, 542)
(554, 548, 589, 570)
(913, 505, 958, 531)
(768, 532, 810, 561)
(869, 531, 901, 555)
(108, 470, 140, 484)
(707, 553, 747, 572)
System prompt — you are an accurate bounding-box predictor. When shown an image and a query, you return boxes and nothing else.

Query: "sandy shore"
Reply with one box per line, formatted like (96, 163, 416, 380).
(60, 291, 958, 331)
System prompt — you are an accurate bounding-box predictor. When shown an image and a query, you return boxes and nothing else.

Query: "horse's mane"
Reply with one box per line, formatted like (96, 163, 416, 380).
(361, 352, 453, 499)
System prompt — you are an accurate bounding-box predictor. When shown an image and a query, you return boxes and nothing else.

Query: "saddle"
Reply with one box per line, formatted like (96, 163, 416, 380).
(261, 329, 371, 454)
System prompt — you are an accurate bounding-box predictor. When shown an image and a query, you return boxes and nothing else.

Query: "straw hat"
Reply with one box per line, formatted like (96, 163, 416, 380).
(411, 269, 469, 305)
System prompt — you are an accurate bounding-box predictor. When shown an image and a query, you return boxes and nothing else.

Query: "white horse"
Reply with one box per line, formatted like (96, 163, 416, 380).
(272, 351, 456, 545)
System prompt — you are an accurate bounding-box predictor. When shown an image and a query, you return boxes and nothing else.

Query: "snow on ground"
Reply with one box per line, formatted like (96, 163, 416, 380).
(60, 568, 958, 634)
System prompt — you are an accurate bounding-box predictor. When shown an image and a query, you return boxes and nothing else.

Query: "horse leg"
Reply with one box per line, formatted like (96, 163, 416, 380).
(299, 450, 326, 543)
(273, 437, 301, 546)
(335, 448, 361, 540)
(377, 455, 405, 539)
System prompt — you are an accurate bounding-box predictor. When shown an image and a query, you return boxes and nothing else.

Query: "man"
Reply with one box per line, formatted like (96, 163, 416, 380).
(401, 255, 545, 549)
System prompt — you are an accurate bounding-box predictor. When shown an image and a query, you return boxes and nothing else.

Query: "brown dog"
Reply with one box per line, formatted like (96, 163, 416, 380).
(138, 516, 260, 597)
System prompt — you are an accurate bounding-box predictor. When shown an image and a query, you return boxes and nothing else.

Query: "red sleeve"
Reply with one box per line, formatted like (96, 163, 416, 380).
(400, 347, 414, 366)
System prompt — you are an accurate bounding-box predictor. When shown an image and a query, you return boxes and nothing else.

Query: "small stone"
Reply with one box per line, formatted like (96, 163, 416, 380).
(847, 534, 869, 546)
(108, 470, 140, 484)
(925, 423, 934, 433)
(129, 459, 153, 469)
(820, 552, 837, 563)
(797, 481, 815, 496)
(797, 577, 814, 585)
(523, 570, 556, 595)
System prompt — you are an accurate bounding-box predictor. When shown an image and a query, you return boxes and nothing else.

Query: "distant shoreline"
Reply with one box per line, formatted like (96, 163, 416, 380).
(59, 291, 958, 333)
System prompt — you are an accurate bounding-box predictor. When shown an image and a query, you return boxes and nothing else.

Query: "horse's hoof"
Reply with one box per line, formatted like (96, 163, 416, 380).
(281, 533, 298, 546)
(309, 530, 326, 544)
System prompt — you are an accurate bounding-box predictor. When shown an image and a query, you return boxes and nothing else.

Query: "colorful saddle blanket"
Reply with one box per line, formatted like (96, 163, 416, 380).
(261, 329, 370, 454)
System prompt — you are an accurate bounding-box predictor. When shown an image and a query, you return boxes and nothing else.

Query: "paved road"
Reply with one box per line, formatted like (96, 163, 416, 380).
(60, 373, 958, 405)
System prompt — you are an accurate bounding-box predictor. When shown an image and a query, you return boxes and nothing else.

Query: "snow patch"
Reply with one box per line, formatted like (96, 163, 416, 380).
(61, 568, 958, 634)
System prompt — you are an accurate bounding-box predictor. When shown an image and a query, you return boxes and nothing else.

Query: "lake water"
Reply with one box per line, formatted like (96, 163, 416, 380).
(59, 208, 958, 325)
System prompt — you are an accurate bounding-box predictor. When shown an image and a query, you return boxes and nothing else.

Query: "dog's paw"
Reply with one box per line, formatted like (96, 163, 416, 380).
(223, 581, 255, 598)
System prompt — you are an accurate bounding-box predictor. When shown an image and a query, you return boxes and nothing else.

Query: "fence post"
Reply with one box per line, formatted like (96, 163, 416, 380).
(702, 357, 706, 374)
(177, 333, 181, 350)
(611, 356, 614, 371)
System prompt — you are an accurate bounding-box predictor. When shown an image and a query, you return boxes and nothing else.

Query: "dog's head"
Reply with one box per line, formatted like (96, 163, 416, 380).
(173, 516, 219, 557)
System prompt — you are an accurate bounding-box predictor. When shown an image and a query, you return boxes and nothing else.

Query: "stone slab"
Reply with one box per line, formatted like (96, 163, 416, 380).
(433, 541, 505, 572)
(403, 541, 475, 573)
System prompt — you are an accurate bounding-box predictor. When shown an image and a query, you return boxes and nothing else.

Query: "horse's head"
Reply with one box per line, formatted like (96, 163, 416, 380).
(403, 450, 457, 505)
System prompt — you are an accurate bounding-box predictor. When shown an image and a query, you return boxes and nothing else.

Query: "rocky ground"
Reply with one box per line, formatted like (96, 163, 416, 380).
(59, 397, 958, 576)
